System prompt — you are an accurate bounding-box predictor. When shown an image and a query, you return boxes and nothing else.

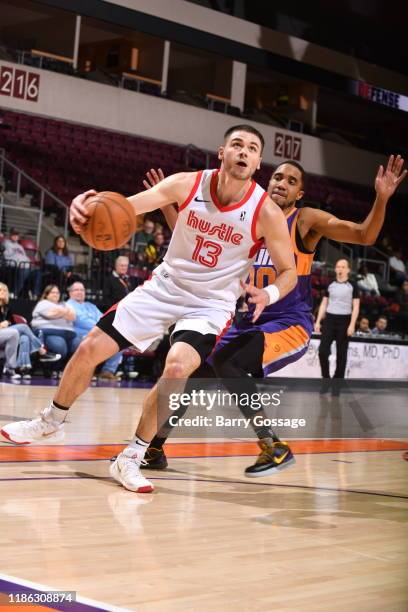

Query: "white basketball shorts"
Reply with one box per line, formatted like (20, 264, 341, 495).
(112, 270, 233, 352)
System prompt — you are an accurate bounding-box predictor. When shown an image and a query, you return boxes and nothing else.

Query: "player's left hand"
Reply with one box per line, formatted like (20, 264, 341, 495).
(347, 324, 355, 337)
(241, 281, 269, 323)
(143, 168, 164, 190)
(375, 155, 407, 200)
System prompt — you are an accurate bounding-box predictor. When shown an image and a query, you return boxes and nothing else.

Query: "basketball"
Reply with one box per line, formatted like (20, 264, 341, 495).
(80, 191, 137, 250)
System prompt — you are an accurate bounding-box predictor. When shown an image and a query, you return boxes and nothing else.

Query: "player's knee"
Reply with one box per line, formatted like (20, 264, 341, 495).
(163, 358, 189, 379)
(75, 336, 101, 365)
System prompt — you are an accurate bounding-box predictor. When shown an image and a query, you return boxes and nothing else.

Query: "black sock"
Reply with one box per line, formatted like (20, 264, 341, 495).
(149, 436, 167, 450)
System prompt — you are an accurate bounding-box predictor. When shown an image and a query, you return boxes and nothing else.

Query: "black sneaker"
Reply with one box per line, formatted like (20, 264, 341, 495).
(39, 351, 62, 363)
(141, 447, 168, 470)
(245, 440, 295, 477)
(331, 379, 343, 397)
(110, 447, 168, 469)
(319, 379, 331, 395)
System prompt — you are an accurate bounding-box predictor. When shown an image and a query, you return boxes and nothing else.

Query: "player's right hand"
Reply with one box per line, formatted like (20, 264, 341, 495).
(314, 322, 321, 333)
(143, 168, 164, 190)
(69, 189, 97, 234)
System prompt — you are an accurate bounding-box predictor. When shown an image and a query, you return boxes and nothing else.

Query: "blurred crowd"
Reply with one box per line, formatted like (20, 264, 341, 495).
(0, 215, 407, 382)
(0, 215, 172, 382)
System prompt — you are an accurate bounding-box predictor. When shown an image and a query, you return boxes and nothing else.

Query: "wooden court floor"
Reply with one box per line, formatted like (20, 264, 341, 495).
(0, 383, 407, 612)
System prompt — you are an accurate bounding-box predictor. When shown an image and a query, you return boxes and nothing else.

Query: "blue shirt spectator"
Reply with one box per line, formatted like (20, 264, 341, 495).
(45, 235, 74, 271)
(66, 281, 123, 379)
(67, 295, 102, 338)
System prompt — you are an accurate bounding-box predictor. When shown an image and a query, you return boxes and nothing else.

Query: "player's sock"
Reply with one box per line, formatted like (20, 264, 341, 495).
(149, 435, 167, 449)
(125, 435, 149, 459)
(260, 433, 280, 444)
(44, 400, 70, 424)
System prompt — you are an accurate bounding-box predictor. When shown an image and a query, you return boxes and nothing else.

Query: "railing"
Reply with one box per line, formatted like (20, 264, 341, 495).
(356, 257, 389, 282)
(319, 237, 354, 268)
(0, 149, 69, 245)
(0, 201, 41, 239)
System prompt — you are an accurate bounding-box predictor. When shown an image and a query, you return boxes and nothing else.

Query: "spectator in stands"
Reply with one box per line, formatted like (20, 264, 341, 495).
(371, 316, 388, 335)
(31, 284, 79, 371)
(379, 234, 392, 254)
(0, 282, 60, 378)
(389, 249, 407, 284)
(3, 228, 41, 297)
(67, 281, 122, 380)
(395, 280, 408, 333)
(315, 259, 360, 394)
(145, 232, 166, 270)
(0, 282, 20, 379)
(357, 264, 380, 296)
(44, 235, 74, 289)
(134, 218, 155, 256)
(103, 256, 132, 306)
(356, 317, 371, 335)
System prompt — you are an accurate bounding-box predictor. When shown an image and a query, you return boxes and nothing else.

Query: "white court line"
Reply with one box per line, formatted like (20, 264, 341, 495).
(0, 572, 130, 612)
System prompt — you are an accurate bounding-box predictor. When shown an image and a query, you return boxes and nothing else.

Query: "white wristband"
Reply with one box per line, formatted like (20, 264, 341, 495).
(264, 284, 280, 305)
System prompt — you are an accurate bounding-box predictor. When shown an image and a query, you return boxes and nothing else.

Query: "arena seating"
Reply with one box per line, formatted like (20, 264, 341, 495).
(1, 109, 406, 266)
(1, 109, 373, 215)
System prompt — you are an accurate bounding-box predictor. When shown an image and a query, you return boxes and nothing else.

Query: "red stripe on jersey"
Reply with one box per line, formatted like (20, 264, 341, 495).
(179, 171, 203, 212)
(210, 315, 233, 355)
(210, 169, 257, 212)
(102, 302, 119, 317)
(248, 238, 264, 259)
(250, 191, 268, 242)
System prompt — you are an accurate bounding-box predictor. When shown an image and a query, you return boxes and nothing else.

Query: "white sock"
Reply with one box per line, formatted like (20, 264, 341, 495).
(125, 436, 149, 459)
(42, 402, 68, 424)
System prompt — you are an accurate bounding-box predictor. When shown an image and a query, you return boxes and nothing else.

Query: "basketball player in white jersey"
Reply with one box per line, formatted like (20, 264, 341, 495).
(1, 125, 297, 493)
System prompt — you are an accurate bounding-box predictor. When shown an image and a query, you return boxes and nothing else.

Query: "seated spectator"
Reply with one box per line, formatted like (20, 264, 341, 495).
(134, 218, 155, 258)
(44, 235, 74, 289)
(144, 232, 166, 270)
(356, 317, 371, 335)
(357, 264, 380, 296)
(67, 281, 122, 380)
(395, 280, 408, 334)
(0, 283, 19, 379)
(31, 284, 79, 370)
(0, 282, 60, 378)
(3, 228, 41, 297)
(104, 256, 132, 306)
(371, 316, 388, 335)
(389, 249, 407, 285)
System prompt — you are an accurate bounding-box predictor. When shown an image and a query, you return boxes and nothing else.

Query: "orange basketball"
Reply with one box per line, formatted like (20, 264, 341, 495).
(80, 191, 137, 251)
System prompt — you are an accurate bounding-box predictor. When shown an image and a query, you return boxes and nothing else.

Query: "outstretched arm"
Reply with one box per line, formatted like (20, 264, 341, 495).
(69, 172, 194, 234)
(302, 155, 406, 247)
(243, 198, 297, 322)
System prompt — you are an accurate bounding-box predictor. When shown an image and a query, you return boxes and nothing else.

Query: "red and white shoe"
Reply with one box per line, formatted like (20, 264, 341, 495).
(1, 415, 64, 444)
(110, 447, 154, 493)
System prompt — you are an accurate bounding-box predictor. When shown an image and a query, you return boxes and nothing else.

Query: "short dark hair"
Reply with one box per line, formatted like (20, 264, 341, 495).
(275, 160, 307, 188)
(336, 258, 350, 267)
(224, 124, 265, 152)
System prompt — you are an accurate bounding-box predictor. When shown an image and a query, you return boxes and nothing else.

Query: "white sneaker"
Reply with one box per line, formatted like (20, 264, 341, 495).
(110, 447, 154, 493)
(1, 415, 65, 445)
(3, 368, 21, 380)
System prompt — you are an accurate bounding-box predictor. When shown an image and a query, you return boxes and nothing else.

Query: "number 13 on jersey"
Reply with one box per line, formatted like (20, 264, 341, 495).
(192, 235, 222, 268)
